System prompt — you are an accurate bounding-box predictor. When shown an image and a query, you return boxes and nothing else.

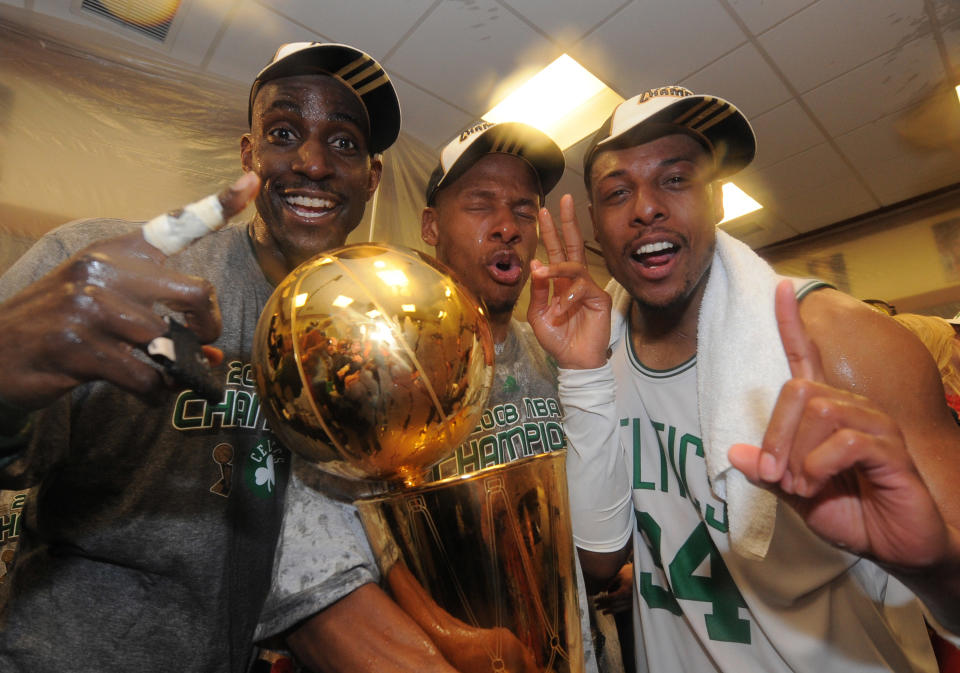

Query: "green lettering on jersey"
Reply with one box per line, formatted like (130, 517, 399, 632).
(625, 418, 654, 490)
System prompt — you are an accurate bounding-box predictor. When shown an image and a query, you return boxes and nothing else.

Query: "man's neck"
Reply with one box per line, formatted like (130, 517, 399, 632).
(248, 219, 294, 286)
(487, 310, 514, 348)
(628, 286, 705, 370)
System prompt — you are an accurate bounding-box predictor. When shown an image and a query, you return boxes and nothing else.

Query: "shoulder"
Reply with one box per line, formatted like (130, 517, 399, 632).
(798, 286, 949, 419)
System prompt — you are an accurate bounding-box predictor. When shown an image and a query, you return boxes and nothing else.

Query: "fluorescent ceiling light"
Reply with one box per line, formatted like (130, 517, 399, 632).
(718, 183, 762, 225)
(483, 54, 624, 150)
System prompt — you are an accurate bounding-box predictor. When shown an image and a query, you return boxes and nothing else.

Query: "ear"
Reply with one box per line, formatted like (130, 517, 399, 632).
(240, 134, 254, 173)
(366, 156, 383, 201)
(421, 207, 440, 247)
(710, 181, 725, 224)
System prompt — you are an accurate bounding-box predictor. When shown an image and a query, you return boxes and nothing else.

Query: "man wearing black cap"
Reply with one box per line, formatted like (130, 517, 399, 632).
(0, 42, 406, 672)
(528, 87, 960, 671)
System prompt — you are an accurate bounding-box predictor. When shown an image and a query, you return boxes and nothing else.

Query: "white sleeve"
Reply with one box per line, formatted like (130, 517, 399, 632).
(558, 363, 634, 553)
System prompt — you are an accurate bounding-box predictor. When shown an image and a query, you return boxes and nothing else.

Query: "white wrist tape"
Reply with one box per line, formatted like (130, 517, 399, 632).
(142, 194, 225, 255)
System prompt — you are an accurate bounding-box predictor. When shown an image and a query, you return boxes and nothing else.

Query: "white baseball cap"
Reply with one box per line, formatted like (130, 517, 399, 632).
(583, 86, 756, 180)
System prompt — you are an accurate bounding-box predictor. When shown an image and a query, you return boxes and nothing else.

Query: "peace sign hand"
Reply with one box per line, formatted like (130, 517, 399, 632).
(527, 194, 611, 370)
(728, 280, 951, 568)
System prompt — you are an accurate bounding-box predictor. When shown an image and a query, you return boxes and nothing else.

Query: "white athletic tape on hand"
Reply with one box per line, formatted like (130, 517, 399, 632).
(142, 194, 225, 255)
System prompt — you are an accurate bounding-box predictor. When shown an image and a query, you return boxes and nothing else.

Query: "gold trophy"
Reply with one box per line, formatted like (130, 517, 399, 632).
(253, 243, 583, 673)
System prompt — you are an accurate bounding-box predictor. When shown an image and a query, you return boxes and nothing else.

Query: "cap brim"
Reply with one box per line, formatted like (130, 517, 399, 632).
(430, 122, 564, 203)
(249, 43, 401, 154)
(586, 94, 756, 179)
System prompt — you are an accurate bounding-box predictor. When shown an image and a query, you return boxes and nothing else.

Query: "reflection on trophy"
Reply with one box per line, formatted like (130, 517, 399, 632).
(253, 243, 583, 673)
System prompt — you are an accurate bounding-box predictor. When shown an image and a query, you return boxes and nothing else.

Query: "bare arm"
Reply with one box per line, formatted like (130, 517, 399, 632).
(286, 583, 459, 673)
(729, 281, 960, 633)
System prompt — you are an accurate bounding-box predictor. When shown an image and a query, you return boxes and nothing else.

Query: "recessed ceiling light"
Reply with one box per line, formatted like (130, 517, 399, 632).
(955, 83, 960, 104)
(483, 54, 624, 150)
(718, 183, 762, 225)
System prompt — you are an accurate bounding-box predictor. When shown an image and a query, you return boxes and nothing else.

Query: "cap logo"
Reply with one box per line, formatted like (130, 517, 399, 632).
(636, 86, 693, 105)
(459, 121, 495, 143)
(673, 97, 737, 134)
(335, 54, 390, 96)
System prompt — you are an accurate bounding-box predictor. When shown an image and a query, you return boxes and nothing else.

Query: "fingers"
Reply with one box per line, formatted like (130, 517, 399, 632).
(539, 193, 585, 265)
(559, 194, 585, 265)
(218, 172, 260, 220)
(538, 206, 567, 265)
(744, 382, 901, 492)
(775, 279, 825, 382)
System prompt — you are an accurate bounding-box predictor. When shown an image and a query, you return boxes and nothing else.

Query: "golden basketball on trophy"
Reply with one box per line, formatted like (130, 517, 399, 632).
(253, 242, 494, 484)
(253, 243, 583, 673)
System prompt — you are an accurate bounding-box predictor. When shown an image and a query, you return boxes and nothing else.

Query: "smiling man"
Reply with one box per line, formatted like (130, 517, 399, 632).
(528, 86, 960, 672)
(0, 42, 417, 673)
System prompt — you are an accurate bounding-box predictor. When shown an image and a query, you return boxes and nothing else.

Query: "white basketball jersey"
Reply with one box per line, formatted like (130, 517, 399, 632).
(610, 327, 939, 673)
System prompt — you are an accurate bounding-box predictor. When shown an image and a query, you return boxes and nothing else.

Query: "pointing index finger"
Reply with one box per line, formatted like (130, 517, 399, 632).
(775, 279, 825, 382)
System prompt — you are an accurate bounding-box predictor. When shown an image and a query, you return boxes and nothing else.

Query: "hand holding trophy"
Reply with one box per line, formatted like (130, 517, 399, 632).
(254, 243, 583, 672)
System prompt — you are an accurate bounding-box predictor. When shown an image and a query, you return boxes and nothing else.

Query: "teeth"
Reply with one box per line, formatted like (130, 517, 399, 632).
(285, 195, 335, 209)
(636, 241, 674, 255)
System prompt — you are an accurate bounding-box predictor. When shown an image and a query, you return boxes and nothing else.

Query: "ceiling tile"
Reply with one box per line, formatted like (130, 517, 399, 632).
(722, 212, 800, 249)
(932, 0, 960, 25)
(391, 77, 476, 150)
(772, 182, 878, 233)
(205, 1, 325, 83)
(835, 107, 960, 205)
(751, 142, 866, 199)
(500, 0, 628, 46)
(726, 0, 815, 34)
(748, 142, 879, 230)
(759, 0, 929, 94)
(386, 0, 557, 115)
(803, 33, 946, 137)
(572, 0, 747, 97)
(679, 42, 791, 117)
(167, 1, 237, 67)
(746, 99, 826, 170)
(257, 0, 435, 60)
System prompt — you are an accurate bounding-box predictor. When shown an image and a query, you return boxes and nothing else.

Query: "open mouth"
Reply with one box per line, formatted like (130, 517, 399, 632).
(631, 240, 679, 268)
(283, 194, 338, 219)
(487, 250, 524, 284)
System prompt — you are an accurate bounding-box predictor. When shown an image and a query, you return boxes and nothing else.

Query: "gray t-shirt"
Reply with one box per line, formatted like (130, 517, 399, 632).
(0, 220, 288, 673)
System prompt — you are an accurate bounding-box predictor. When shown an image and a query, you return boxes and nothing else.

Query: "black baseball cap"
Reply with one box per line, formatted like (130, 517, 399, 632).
(249, 42, 402, 154)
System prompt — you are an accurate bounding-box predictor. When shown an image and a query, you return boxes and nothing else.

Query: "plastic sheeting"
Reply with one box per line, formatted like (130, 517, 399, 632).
(0, 18, 436, 274)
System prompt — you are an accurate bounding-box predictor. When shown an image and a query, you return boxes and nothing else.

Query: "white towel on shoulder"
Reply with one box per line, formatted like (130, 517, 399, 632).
(607, 230, 818, 559)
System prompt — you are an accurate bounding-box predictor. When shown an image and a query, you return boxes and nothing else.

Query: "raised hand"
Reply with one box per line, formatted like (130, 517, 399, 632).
(527, 194, 611, 370)
(728, 280, 951, 569)
(0, 173, 259, 410)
